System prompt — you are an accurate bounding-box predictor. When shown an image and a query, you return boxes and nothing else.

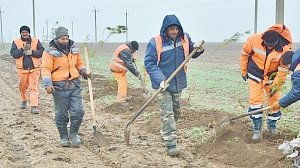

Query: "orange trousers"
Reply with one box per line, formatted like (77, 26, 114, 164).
(112, 72, 128, 102)
(18, 70, 40, 106)
(248, 79, 280, 112)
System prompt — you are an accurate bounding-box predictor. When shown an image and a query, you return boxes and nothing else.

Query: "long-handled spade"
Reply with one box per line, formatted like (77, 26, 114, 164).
(125, 40, 205, 145)
(212, 106, 271, 139)
(83, 46, 109, 147)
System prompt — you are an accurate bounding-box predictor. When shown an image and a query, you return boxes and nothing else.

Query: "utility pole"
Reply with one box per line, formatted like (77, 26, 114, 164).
(254, 0, 258, 34)
(46, 19, 49, 42)
(32, 0, 36, 37)
(71, 20, 74, 40)
(92, 5, 99, 43)
(0, 7, 4, 43)
(125, 9, 129, 42)
(276, 0, 284, 24)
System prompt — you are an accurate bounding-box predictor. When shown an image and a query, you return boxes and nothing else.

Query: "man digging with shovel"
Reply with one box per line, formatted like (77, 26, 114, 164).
(240, 24, 293, 142)
(109, 41, 143, 106)
(144, 14, 204, 156)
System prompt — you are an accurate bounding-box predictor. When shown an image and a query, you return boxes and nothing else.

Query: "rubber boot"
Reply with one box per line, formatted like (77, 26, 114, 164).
(57, 126, 70, 147)
(267, 119, 277, 135)
(70, 120, 81, 148)
(20, 101, 27, 109)
(31, 106, 39, 114)
(167, 145, 180, 157)
(252, 118, 262, 142)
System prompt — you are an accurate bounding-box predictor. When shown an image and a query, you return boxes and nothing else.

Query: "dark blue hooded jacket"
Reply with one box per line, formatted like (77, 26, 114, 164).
(144, 15, 201, 93)
(279, 49, 300, 107)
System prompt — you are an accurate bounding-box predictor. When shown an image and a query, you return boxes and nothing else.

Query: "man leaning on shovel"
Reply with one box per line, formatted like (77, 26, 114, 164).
(144, 14, 204, 157)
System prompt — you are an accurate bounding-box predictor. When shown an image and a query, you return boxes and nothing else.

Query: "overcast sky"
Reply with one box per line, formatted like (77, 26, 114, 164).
(0, 0, 299, 43)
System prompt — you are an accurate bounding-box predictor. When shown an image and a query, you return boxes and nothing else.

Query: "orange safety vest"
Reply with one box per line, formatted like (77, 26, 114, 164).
(154, 34, 189, 64)
(14, 38, 40, 72)
(109, 44, 130, 73)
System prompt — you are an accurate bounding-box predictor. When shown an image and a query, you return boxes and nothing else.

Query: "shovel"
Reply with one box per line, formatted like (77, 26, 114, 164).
(83, 46, 109, 147)
(213, 106, 271, 139)
(133, 61, 151, 99)
(125, 40, 205, 145)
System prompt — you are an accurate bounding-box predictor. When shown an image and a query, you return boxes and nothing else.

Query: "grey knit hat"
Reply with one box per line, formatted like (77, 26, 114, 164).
(55, 26, 69, 39)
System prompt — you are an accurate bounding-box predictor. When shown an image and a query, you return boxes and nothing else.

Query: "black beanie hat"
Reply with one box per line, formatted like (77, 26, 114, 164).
(263, 30, 279, 44)
(55, 26, 69, 39)
(20, 25, 30, 34)
(129, 41, 139, 51)
(281, 51, 294, 65)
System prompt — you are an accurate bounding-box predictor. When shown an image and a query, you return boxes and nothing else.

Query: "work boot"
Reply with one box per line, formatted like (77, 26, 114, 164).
(252, 130, 261, 142)
(167, 145, 180, 157)
(57, 126, 70, 147)
(252, 118, 262, 142)
(70, 120, 81, 148)
(267, 119, 277, 135)
(20, 101, 27, 109)
(31, 106, 39, 114)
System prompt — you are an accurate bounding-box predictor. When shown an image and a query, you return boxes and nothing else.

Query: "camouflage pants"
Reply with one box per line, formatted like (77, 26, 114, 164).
(157, 90, 182, 147)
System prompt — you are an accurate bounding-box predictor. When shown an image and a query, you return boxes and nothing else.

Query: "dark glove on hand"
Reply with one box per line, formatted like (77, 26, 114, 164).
(82, 72, 92, 80)
(242, 74, 248, 81)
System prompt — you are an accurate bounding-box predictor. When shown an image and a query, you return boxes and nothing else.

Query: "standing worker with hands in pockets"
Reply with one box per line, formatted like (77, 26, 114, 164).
(41, 26, 91, 147)
(144, 14, 204, 156)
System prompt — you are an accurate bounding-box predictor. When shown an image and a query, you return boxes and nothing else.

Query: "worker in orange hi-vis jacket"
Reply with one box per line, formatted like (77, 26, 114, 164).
(10, 25, 45, 114)
(240, 24, 293, 142)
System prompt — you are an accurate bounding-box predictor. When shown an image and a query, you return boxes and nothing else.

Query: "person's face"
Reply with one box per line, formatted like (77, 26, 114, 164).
(21, 30, 30, 39)
(57, 36, 69, 45)
(166, 26, 179, 40)
(264, 40, 278, 50)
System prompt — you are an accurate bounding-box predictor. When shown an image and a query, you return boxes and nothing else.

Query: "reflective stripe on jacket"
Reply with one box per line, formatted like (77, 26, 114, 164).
(41, 46, 85, 82)
(109, 44, 129, 73)
(14, 38, 40, 72)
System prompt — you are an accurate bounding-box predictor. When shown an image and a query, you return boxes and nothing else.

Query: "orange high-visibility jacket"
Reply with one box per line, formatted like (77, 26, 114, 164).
(109, 44, 130, 73)
(41, 47, 85, 82)
(14, 38, 40, 72)
(240, 33, 291, 86)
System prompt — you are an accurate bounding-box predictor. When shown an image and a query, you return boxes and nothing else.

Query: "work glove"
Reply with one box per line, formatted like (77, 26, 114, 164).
(46, 86, 55, 94)
(23, 50, 33, 56)
(271, 101, 281, 111)
(23, 43, 31, 51)
(82, 72, 92, 80)
(193, 42, 204, 53)
(159, 81, 169, 91)
(242, 74, 248, 81)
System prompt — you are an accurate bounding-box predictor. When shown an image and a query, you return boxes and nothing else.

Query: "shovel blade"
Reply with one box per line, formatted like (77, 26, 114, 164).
(92, 127, 110, 147)
(124, 127, 131, 146)
(209, 116, 231, 141)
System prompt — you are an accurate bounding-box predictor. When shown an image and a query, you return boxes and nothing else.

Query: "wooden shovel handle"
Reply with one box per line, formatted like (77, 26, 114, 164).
(83, 46, 96, 126)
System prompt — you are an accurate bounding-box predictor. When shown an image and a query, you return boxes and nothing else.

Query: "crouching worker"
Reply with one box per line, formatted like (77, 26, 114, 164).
(41, 26, 91, 147)
(240, 24, 293, 142)
(109, 41, 142, 106)
(271, 50, 300, 112)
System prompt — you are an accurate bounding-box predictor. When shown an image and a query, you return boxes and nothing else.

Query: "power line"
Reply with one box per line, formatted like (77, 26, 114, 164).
(0, 7, 3, 43)
(125, 9, 129, 42)
(92, 5, 99, 43)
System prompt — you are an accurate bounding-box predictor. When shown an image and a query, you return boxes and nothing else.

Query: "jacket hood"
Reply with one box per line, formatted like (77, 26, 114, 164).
(160, 15, 184, 39)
